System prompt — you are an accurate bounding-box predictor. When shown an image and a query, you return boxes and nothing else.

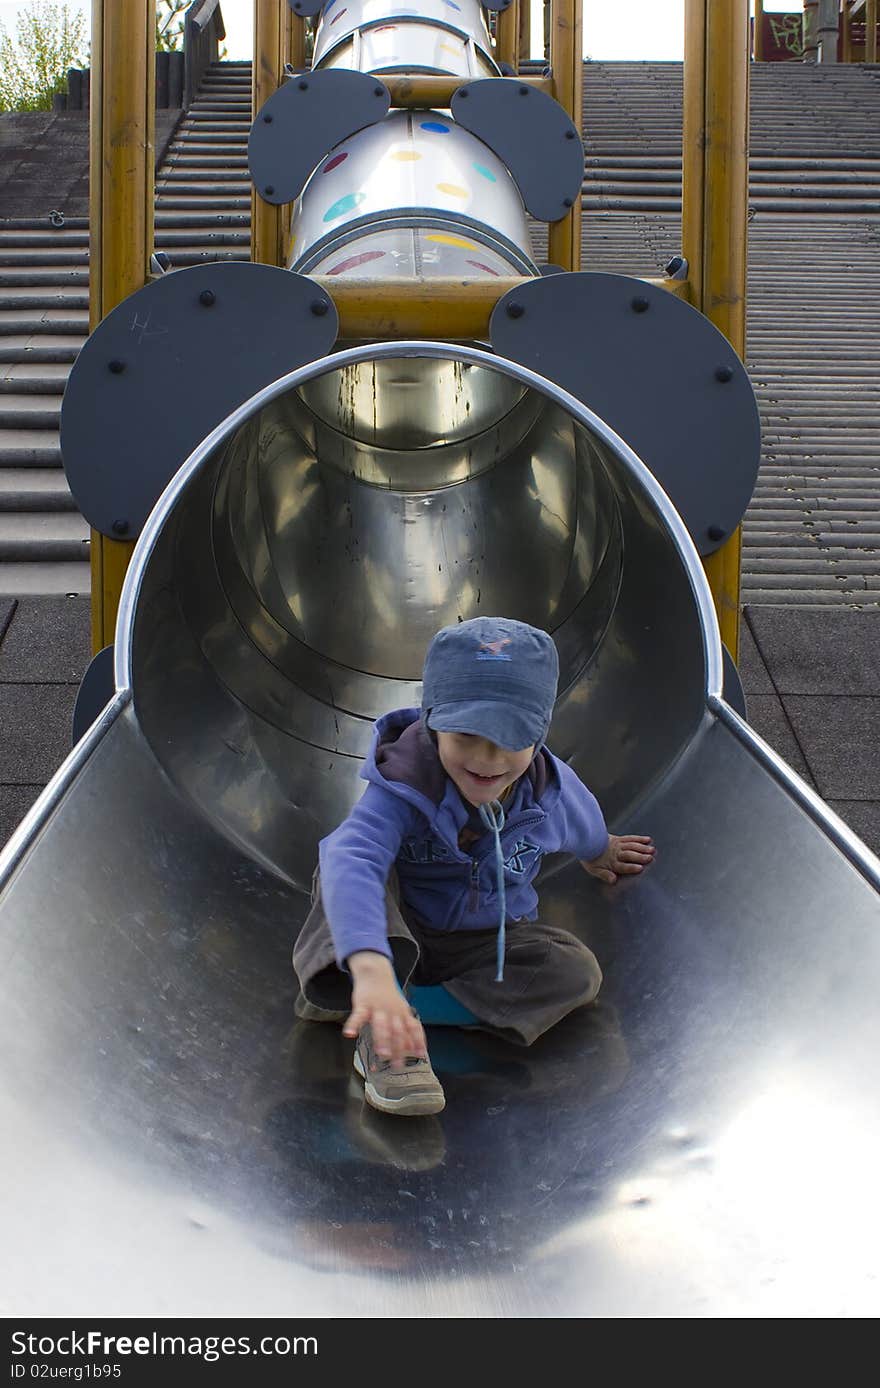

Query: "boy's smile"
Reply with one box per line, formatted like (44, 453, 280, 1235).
(435, 731, 535, 807)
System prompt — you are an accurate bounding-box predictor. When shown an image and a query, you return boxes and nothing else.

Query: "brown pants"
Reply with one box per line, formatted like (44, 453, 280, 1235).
(292, 870, 602, 1047)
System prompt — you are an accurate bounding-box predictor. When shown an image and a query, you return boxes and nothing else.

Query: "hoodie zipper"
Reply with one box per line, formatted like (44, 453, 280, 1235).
(468, 858, 480, 910)
(466, 810, 545, 911)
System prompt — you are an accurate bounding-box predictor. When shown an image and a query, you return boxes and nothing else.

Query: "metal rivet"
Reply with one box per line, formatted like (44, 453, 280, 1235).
(506, 302, 525, 319)
(311, 300, 329, 317)
(563, 197, 573, 208)
(199, 289, 216, 306)
(108, 359, 125, 374)
(565, 129, 576, 140)
(708, 525, 725, 542)
(519, 85, 529, 95)
(263, 114, 273, 124)
(264, 185, 275, 196)
(374, 86, 385, 96)
(112, 519, 130, 536)
(631, 296, 650, 313)
(298, 79, 308, 90)
(715, 365, 734, 383)
(458, 88, 469, 98)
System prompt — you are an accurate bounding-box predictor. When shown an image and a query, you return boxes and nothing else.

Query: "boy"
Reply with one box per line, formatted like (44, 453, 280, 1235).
(293, 617, 654, 1117)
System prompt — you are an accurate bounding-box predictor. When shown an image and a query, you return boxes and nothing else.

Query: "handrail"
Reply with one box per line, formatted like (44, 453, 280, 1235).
(184, 0, 226, 107)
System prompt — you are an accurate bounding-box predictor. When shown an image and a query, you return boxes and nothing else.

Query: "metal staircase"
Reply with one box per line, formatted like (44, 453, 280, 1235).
(0, 58, 878, 605)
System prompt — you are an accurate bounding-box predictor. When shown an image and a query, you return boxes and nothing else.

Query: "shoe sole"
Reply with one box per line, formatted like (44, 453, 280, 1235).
(353, 1049, 446, 1116)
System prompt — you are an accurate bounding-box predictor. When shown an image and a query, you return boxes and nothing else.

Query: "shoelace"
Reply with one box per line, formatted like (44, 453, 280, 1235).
(477, 798, 507, 981)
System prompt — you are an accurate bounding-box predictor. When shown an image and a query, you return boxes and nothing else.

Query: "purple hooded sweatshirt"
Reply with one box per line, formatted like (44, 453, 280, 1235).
(318, 707, 609, 967)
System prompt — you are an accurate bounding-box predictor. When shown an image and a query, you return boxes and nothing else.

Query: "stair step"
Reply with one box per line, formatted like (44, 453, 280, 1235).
(0, 364, 70, 392)
(0, 336, 84, 363)
(0, 470, 77, 511)
(0, 512, 89, 561)
(0, 396, 62, 428)
(0, 430, 62, 466)
(0, 290, 90, 311)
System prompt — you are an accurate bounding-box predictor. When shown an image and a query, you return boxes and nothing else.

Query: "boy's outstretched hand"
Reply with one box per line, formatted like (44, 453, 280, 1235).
(344, 950, 428, 1068)
(581, 834, 656, 885)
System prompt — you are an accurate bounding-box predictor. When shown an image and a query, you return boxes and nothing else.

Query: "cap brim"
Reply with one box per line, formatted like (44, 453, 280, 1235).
(426, 700, 544, 751)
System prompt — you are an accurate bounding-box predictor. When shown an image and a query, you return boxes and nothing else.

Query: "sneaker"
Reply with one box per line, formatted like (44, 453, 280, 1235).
(294, 993, 347, 1023)
(352, 1024, 446, 1117)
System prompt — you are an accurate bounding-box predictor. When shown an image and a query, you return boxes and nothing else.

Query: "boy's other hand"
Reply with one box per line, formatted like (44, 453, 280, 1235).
(581, 834, 656, 885)
(344, 950, 428, 1067)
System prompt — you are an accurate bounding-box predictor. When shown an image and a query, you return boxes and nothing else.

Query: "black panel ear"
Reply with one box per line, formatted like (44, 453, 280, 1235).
(73, 647, 115, 745)
(249, 70, 391, 206)
(451, 79, 583, 222)
(491, 272, 761, 556)
(60, 264, 339, 539)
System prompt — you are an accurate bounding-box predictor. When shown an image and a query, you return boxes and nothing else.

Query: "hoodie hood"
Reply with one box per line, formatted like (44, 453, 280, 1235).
(369, 707, 555, 811)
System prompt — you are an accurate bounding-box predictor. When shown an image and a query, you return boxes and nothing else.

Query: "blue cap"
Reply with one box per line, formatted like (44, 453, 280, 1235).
(422, 617, 559, 751)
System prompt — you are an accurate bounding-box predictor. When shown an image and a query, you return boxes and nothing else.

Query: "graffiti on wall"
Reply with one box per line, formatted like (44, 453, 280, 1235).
(762, 13, 805, 60)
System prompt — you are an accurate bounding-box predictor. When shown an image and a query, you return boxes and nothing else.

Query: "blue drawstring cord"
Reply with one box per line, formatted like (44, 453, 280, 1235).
(477, 799, 507, 981)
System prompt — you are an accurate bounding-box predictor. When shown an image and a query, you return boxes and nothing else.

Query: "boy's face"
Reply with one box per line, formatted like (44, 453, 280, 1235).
(435, 731, 535, 807)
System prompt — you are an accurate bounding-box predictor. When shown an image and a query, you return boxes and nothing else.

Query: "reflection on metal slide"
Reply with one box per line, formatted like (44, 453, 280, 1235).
(3, 0, 880, 1317)
(2, 344, 880, 1317)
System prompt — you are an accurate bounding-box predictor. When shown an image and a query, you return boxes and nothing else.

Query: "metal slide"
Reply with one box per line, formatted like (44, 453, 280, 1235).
(2, 343, 880, 1317)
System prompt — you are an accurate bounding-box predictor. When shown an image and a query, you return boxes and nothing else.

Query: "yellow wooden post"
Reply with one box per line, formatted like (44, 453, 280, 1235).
(868, 0, 878, 62)
(289, 9, 307, 70)
(841, 2, 851, 62)
(754, 0, 765, 60)
(252, 0, 290, 267)
(547, 0, 583, 270)
(682, 0, 750, 660)
(519, 0, 532, 61)
(496, 0, 522, 71)
(88, 0, 155, 653)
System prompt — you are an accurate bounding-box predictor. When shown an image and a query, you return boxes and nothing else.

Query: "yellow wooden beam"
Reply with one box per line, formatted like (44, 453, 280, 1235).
(868, 0, 878, 62)
(252, 0, 291, 267)
(384, 74, 553, 105)
(547, 0, 583, 270)
(88, 0, 154, 653)
(682, 0, 750, 660)
(310, 274, 690, 340)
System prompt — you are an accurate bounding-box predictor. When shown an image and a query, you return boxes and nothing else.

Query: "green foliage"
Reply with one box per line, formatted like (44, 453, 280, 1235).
(156, 0, 188, 54)
(0, 0, 89, 113)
